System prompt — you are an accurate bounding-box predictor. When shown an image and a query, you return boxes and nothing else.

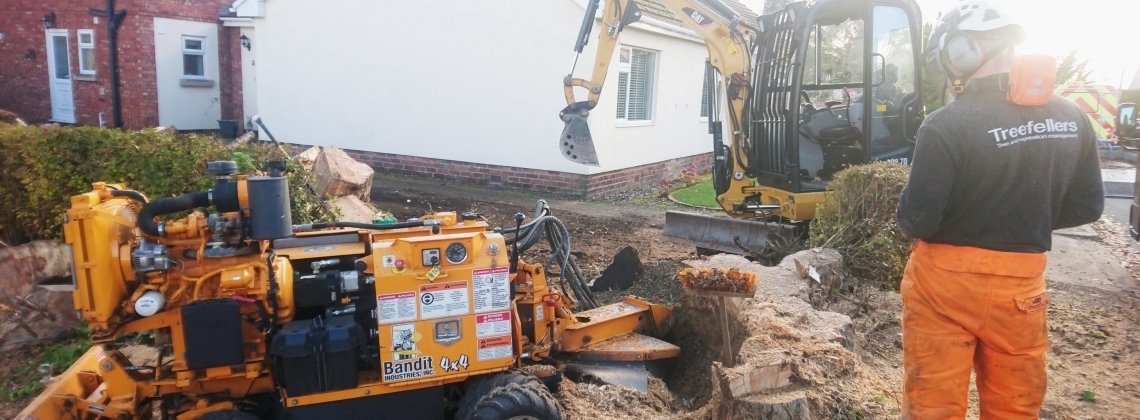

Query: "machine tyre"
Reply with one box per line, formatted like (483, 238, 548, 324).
(456, 370, 547, 420)
(466, 382, 563, 420)
(197, 410, 260, 420)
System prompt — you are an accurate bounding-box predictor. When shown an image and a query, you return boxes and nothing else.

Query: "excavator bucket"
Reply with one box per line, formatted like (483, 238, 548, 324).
(559, 113, 599, 166)
(661, 211, 799, 255)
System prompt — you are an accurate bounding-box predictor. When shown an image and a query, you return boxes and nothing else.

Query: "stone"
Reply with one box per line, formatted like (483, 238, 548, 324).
(314, 146, 374, 201)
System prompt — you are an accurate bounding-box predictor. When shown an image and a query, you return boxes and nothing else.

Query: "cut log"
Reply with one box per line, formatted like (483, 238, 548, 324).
(0, 240, 71, 302)
(0, 285, 78, 353)
(231, 130, 258, 146)
(334, 195, 381, 224)
(726, 359, 794, 398)
(295, 146, 322, 172)
(314, 147, 374, 201)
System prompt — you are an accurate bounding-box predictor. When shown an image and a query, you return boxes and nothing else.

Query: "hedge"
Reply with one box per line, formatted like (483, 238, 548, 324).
(807, 162, 914, 289)
(0, 125, 338, 245)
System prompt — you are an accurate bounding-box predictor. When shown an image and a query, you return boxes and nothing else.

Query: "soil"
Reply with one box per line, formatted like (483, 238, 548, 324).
(4, 173, 1139, 419)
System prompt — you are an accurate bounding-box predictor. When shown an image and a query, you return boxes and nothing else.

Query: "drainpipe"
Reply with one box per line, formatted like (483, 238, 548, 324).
(90, 1, 126, 128)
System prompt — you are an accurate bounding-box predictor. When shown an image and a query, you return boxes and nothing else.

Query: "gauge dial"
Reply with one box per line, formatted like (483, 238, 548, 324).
(445, 243, 467, 264)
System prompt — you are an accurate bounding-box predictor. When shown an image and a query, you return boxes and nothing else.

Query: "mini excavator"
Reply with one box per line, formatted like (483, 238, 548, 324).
(560, 0, 925, 254)
(18, 161, 676, 420)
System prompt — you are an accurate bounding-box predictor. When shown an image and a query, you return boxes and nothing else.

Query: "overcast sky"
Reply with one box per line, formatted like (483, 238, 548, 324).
(737, 0, 1140, 88)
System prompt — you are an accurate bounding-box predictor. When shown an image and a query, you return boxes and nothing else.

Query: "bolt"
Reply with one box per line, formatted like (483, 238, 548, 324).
(583, 335, 592, 344)
(291, 399, 298, 406)
(364, 389, 371, 396)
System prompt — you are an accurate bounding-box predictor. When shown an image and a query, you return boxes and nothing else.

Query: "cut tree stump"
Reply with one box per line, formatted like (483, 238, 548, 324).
(314, 147, 374, 201)
(0, 285, 78, 353)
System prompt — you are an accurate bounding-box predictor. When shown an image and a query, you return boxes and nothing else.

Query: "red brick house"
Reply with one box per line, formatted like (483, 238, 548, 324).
(0, 0, 243, 130)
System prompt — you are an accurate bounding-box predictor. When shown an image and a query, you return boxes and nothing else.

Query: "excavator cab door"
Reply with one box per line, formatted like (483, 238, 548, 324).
(751, 0, 922, 193)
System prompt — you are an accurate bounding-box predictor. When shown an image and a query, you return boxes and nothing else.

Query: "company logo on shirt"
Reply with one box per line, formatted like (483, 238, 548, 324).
(988, 119, 1079, 143)
(986, 119, 1080, 148)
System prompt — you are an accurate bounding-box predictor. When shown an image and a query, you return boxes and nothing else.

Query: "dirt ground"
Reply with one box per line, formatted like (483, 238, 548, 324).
(3, 172, 1139, 418)
(371, 174, 1140, 419)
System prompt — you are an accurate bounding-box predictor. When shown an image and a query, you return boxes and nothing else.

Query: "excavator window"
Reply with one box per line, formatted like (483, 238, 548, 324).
(868, 5, 918, 161)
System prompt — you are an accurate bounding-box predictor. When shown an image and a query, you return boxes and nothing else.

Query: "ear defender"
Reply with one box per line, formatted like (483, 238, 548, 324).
(940, 34, 985, 93)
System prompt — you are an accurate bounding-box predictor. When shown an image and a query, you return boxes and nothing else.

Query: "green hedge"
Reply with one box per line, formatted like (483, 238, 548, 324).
(0, 125, 338, 245)
(808, 162, 914, 289)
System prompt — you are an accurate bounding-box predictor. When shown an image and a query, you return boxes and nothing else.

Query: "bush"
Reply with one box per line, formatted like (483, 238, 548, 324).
(808, 162, 913, 289)
(0, 125, 338, 245)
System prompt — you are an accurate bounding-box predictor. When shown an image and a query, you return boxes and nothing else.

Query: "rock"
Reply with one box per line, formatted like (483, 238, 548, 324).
(334, 195, 381, 223)
(0, 285, 78, 353)
(154, 125, 177, 134)
(314, 147, 374, 201)
(0, 109, 22, 125)
(588, 246, 643, 292)
(295, 146, 322, 172)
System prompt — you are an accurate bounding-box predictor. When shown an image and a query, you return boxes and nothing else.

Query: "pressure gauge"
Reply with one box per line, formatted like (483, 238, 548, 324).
(445, 243, 467, 264)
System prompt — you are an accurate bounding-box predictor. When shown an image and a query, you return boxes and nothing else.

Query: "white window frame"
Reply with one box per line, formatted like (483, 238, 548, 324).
(699, 77, 725, 123)
(77, 29, 96, 75)
(616, 46, 658, 127)
(181, 35, 207, 79)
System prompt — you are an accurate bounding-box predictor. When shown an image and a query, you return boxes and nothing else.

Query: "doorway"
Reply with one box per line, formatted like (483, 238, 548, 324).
(45, 29, 76, 123)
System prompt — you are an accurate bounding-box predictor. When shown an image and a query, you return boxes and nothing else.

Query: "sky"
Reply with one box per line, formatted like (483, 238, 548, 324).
(738, 0, 1140, 89)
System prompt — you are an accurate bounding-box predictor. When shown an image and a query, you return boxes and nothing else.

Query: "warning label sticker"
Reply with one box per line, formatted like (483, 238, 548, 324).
(473, 267, 510, 313)
(477, 336, 513, 361)
(419, 280, 470, 320)
(476, 311, 511, 338)
(377, 291, 416, 325)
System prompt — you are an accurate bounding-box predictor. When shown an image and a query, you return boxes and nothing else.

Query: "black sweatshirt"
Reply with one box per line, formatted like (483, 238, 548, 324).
(896, 76, 1104, 253)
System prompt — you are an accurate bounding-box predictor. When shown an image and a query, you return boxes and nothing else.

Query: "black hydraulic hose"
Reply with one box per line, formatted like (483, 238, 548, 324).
(109, 189, 148, 204)
(294, 219, 442, 232)
(137, 192, 210, 237)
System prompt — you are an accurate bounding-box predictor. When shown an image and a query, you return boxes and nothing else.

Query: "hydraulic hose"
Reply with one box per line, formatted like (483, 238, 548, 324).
(137, 192, 211, 237)
(292, 219, 441, 232)
(507, 201, 598, 310)
(109, 189, 148, 204)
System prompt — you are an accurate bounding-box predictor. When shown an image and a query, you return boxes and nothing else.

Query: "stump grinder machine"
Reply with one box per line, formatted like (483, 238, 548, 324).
(560, 0, 925, 254)
(17, 161, 677, 420)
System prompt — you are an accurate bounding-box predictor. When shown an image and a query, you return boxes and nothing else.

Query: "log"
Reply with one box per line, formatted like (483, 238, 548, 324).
(726, 359, 793, 398)
(0, 240, 71, 302)
(295, 146, 322, 172)
(314, 147, 374, 201)
(334, 195, 381, 223)
(0, 285, 78, 353)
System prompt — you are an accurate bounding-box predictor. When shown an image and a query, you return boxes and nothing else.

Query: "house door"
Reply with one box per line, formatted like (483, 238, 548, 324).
(240, 27, 257, 131)
(45, 29, 76, 123)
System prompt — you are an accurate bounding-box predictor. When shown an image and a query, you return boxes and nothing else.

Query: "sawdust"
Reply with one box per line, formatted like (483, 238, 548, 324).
(679, 268, 757, 295)
(558, 376, 680, 420)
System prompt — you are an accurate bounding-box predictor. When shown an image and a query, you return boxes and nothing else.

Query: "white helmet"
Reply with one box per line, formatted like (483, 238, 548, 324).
(922, 1, 1025, 91)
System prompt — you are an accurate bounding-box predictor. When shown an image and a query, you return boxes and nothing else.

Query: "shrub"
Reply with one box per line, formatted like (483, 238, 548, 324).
(0, 125, 338, 245)
(808, 162, 913, 289)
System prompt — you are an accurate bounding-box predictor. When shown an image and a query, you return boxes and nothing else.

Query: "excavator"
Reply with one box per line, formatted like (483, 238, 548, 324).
(561, 0, 925, 254)
(1117, 102, 1140, 239)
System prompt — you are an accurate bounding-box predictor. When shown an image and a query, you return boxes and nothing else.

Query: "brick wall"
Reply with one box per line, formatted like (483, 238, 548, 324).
(345, 147, 712, 198)
(0, 0, 238, 129)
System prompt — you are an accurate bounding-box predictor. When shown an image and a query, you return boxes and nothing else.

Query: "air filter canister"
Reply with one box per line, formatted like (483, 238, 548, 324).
(247, 176, 293, 240)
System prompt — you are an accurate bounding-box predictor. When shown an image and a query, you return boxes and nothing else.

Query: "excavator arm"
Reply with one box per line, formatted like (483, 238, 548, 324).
(559, 0, 758, 218)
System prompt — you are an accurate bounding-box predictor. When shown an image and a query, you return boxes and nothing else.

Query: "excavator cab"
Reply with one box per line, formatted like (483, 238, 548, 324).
(1119, 103, 1140, 240)
(741, 0, 924, 194)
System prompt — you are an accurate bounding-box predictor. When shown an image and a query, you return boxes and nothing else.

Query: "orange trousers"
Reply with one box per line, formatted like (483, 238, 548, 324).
(901, 241, 1050, 420)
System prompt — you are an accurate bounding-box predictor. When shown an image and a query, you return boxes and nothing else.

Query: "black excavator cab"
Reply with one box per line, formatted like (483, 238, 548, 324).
(1118, 103, 1140, 240)
(729, 0, 924, 195)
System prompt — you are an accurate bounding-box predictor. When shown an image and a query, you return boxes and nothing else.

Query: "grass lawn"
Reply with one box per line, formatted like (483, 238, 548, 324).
(670, 178, 718, 208)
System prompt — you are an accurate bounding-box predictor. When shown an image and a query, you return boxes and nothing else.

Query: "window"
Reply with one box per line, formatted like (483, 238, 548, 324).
(182, 36, 206, 79)
(616, 46, 657, 124)
(700, 76, 724, 121)
(77, 30, 95, 75)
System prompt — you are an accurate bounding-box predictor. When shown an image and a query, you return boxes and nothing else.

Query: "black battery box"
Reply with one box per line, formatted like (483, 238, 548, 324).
(270, 315, 363, 396)
(182, 299, 245, 370)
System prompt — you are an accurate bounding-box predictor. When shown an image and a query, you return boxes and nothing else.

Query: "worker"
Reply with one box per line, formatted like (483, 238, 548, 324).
(896, 1, 1104, 419)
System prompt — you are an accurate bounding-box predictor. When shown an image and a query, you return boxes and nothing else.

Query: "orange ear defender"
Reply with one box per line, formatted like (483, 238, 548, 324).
(1007, 54, 1056, 107)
